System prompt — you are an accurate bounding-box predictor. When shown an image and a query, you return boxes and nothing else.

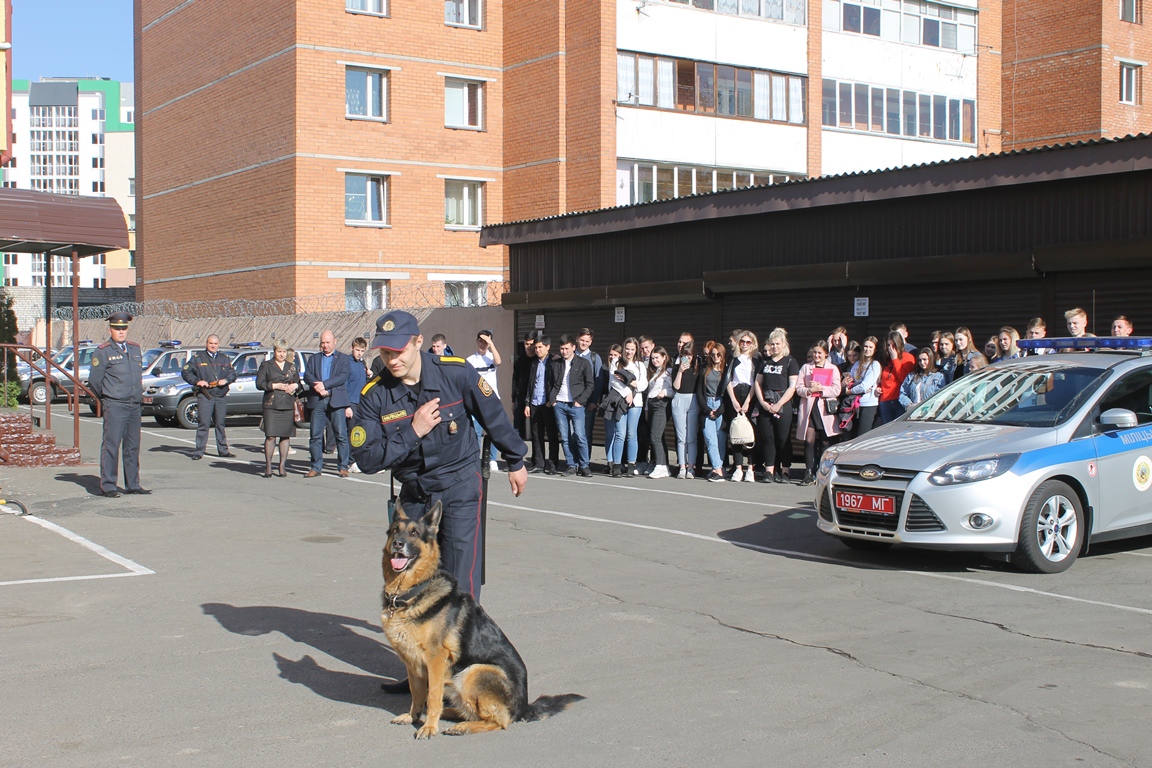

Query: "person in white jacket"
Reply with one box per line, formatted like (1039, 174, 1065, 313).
(843, 336, 882, 436)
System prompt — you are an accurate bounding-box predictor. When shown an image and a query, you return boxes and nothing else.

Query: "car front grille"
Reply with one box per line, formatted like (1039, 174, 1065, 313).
(831, 485, 904, 532)
(904, 494, 947, 532)
(835, 464, 919, 482)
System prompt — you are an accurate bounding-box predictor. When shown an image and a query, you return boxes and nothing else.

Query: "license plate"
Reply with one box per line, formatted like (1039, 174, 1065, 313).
(143, 396, 153, 404)
(836, 491, 896, 515)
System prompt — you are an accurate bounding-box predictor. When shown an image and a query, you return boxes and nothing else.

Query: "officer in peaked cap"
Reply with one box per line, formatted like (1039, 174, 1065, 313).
(88, 311, 150, 498)
(352, 310, 528, 604)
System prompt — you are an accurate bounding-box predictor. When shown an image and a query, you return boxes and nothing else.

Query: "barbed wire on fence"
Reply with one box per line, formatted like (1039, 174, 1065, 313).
(53, 281, 511, 321)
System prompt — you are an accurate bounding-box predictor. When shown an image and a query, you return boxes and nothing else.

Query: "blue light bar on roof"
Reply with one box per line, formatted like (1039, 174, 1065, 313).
(158, 340, 183, 347)
(1018, 337, 1152, 350)
(229, 341, 262, 348)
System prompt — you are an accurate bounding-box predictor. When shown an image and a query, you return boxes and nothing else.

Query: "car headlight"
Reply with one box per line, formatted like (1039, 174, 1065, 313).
(818, 449, 840, 477)
(159, 384, 179, 395)
(928, 454, 1019, 486)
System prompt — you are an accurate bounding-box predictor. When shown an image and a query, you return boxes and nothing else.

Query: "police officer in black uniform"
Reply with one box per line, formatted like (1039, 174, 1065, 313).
(182, 334, 238, 459)
(352, 310, 528, 603)
(88, 311, 150, 498)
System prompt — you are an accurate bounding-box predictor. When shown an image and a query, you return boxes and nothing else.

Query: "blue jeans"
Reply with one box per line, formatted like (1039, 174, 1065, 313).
(472, 417, 499, 462)
(604, 417, 620, 464)
(309, 400, 349, 472)
(553, 401, 589, 468)
(878, 399, 904, 426)
(617, 404, 643, 464)
(671, 392, 699, 467)
(701, 396, 726, 472)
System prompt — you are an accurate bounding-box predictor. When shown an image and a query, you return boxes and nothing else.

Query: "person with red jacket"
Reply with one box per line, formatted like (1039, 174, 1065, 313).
(877, 330, 916, 426)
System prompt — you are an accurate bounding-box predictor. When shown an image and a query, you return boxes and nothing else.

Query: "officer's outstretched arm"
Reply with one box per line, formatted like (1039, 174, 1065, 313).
(463, 368, 527, 473)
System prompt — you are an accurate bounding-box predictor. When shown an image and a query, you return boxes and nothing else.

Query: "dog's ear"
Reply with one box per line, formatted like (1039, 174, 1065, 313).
(422, 501, 443, 535)
(393, 502, 410, 521)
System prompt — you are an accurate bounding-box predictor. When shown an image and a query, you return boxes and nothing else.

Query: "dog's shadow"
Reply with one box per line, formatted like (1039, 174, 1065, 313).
(202, 602, 407, 711)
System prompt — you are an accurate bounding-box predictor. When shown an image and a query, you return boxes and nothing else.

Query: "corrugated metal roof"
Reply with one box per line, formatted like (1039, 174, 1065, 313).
(0, 189, 130, 256)
(481, 133, 1152, 246)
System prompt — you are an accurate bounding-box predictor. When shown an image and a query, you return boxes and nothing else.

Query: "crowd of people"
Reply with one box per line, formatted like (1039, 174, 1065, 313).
(504, 307, 1137, 487)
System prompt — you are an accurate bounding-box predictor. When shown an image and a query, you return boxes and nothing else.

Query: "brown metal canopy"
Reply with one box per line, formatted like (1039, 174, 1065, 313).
(0, 188, 129, 256)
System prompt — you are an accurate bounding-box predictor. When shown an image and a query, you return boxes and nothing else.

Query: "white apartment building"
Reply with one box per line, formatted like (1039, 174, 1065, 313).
(2, 78, 136, 289)
(614, 0, 992, 204)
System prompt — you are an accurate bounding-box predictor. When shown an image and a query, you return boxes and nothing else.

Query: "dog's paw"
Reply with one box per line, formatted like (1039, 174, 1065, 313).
(391, 713, 414, 726)
(415, 724, 439, 740)
(442, 725, 467, 736)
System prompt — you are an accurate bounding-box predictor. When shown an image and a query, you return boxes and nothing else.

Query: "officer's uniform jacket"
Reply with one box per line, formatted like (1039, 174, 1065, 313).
(351, 352, 527, 492)
(181, 350, 238, 398)
(88, 339, 144, 402)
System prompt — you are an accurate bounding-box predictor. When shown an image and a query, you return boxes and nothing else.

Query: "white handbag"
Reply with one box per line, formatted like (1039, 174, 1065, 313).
(728, 413, 755, 446)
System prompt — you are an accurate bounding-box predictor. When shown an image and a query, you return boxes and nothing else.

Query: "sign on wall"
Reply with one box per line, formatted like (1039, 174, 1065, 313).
(854, 297, 869, 317)
(615, 306, 626, 323)
(535, 314, 545, 329)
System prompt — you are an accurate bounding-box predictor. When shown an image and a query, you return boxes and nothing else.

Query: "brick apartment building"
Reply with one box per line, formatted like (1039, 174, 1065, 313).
(134, 0, 1148, 307)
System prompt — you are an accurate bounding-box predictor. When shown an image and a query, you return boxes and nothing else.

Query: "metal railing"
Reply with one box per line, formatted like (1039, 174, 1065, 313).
(1, 344, 101, 453)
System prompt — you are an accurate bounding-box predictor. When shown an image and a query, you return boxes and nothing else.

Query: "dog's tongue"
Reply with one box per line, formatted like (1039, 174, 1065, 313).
(390, 557, 410, 572)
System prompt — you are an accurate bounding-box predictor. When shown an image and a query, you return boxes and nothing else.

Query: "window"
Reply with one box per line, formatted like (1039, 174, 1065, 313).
(345, 174, 388, 224)
(656, 0, 804, 22)
(347, 0, 386, 14)
(617, 160, 799, 204)
(92, 181, 105, 193)
(92, 133, 104, 145)
(617, 52, 806, 124)
(1121, 63, 1140, 104)
(346, 68, 387, 120)
(92, 157, 105, 168)
(91, 109, 106, 121)
(129, 178, 136, 196)
(831, 1, 975, 52)
(444, 180, 483, 228)
(445, 0, 480, 27)
(445, 281, 487, 307)
(345, 279, 388, 311)
(2, 253, 16, 265)
(823, 77, 975, 144)
(93, 278, 106, 288)
(129, 250, 136, 268)
(2, 278, 15, 286)
(1121, 0, 1139, 22)
(125, 111, 134, 123)
(128, 215, 136, 232)
(445, 79, 483, 128)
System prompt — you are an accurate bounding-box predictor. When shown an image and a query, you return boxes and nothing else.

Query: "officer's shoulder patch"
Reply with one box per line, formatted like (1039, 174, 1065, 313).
(361, 375, 382, 396)
(97, 341, 111, 349)
(438, 356, 466, 365)
(478, 377, 493, 397)
(350, 426, 367, 448)
(90, 356, 99, 366)
(127, 341, 140, 347)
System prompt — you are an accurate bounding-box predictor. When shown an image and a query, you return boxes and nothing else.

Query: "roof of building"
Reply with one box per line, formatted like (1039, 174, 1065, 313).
(28, 81, 79, 107)
(0, 189, 130, 256)
(481, 133, 1152, 247)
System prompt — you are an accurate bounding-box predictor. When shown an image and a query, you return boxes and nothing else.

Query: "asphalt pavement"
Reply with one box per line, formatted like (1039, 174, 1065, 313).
(3, 406, 1152, 766)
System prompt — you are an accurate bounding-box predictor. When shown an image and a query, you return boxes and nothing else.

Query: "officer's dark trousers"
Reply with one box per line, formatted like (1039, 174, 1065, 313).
(194, 393, 229, 456)
(101, 398, 142, 492)
(400, 469, 485, 601)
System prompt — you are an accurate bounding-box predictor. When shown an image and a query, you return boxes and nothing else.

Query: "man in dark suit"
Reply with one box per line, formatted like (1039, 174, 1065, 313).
(524, 335, 559, 473)
(303, 329, 352, 477)
(548, 333, 595, 476)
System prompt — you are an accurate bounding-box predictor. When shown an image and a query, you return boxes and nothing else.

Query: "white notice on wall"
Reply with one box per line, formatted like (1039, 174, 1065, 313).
(854, 297, 869, 317)
(534, 314, 545, 330)
(615, 306, 626, 323)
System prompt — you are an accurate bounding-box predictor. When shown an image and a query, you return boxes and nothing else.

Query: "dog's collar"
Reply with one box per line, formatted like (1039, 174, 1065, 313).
(383, 580, 430, 616)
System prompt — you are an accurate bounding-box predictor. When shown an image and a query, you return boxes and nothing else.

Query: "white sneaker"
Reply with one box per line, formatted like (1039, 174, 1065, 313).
(648, 464, 669, 479)
(731, 468, 744, 482)
(677, 466, 688, 479)
(349, 462, 361, 474)
(743, 468, 755, 483)
(489, 460, 499, 471)
(685, 468, 695, 480)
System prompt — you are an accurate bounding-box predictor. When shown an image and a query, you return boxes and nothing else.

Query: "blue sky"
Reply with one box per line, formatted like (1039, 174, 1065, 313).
(13, 0, 134, 83)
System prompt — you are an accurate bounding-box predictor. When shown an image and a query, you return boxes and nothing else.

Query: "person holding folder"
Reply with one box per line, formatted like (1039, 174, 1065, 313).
(795, 340, 842, 486)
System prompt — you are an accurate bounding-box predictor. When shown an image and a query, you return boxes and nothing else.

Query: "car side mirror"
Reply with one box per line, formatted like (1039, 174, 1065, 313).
(65, 361, 73, 369)
(151, 366, 162, 376)
(1100, 408, 1138, 430)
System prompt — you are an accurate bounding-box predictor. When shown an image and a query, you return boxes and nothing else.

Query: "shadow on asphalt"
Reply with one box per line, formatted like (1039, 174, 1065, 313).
(202, 602, 408, 711)
(53, 471, 106, 496)
(146, 444, 196, 456)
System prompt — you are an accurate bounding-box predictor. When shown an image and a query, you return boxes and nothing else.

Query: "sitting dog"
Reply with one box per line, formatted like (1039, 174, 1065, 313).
(381, 501, 582, 738)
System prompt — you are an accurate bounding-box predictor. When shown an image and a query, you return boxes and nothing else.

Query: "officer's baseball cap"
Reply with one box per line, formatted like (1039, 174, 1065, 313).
(108, 311, 133, 329)
(371, 310, 420, 351)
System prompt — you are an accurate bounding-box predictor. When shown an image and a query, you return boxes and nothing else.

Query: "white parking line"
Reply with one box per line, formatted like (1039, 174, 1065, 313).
(0, 514, 155, 588)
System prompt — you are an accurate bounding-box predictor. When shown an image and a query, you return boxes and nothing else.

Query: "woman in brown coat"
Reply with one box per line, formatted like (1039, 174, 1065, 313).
(256, 340, 300, 477)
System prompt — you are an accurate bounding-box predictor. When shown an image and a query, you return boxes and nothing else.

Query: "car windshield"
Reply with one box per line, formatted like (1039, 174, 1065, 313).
(51, 349, 71, 364)
(906, 361, 1109, 428)
(142, 349, 163, 368)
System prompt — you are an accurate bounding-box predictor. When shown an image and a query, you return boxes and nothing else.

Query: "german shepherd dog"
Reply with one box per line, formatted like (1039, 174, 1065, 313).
(381, 501, 583, 738)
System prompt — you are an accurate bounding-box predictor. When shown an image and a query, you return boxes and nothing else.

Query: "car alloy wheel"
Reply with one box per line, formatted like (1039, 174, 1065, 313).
(28, 381, 49, 405)
(176, 397, 199, 429)
(1011, 480, 1083, 574)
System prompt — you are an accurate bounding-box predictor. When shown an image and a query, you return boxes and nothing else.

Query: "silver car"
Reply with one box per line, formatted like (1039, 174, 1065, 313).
(816, 339, 1152, 573)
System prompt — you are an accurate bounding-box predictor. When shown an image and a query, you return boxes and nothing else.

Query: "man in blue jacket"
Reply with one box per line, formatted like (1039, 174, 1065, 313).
(304, 329, 352, 477)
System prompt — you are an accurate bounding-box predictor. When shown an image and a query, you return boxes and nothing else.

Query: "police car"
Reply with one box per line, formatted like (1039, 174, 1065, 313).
(18, 343, 98, 405)
(816, 337, 1152, 573)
